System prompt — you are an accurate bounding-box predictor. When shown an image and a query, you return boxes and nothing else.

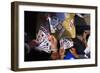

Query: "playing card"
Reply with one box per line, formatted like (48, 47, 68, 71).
(60, 38, 73, 50)
(36, 38, 51, 53)
(36, 26, 51, 53)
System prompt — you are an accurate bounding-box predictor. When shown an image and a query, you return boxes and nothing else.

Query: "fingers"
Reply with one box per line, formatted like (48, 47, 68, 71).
(48, 35, 57, 43)
(48, 35, 58, 51)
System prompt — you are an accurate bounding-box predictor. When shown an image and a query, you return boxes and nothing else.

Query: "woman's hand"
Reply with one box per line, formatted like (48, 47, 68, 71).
(48, 35, 57, 50)
(48, 35, 59, 60)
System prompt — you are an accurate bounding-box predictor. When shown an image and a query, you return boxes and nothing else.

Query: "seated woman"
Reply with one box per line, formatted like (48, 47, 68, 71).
(61, 14, 90, 60)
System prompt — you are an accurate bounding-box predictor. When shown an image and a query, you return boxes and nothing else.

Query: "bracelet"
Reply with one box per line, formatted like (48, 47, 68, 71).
(51, 48, 57, 53)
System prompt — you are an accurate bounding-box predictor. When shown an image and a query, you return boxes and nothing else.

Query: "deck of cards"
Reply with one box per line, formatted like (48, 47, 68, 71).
(36, 26, 51, 53)
(60, 38, 73, 50)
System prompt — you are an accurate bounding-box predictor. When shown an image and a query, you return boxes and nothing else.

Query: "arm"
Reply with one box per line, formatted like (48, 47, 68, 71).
(48, 35, 59, 60)
(59, 48, 65, 59)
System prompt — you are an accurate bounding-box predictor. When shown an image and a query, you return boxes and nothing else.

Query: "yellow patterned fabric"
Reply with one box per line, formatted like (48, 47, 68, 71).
(62, 13, 76, 38)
